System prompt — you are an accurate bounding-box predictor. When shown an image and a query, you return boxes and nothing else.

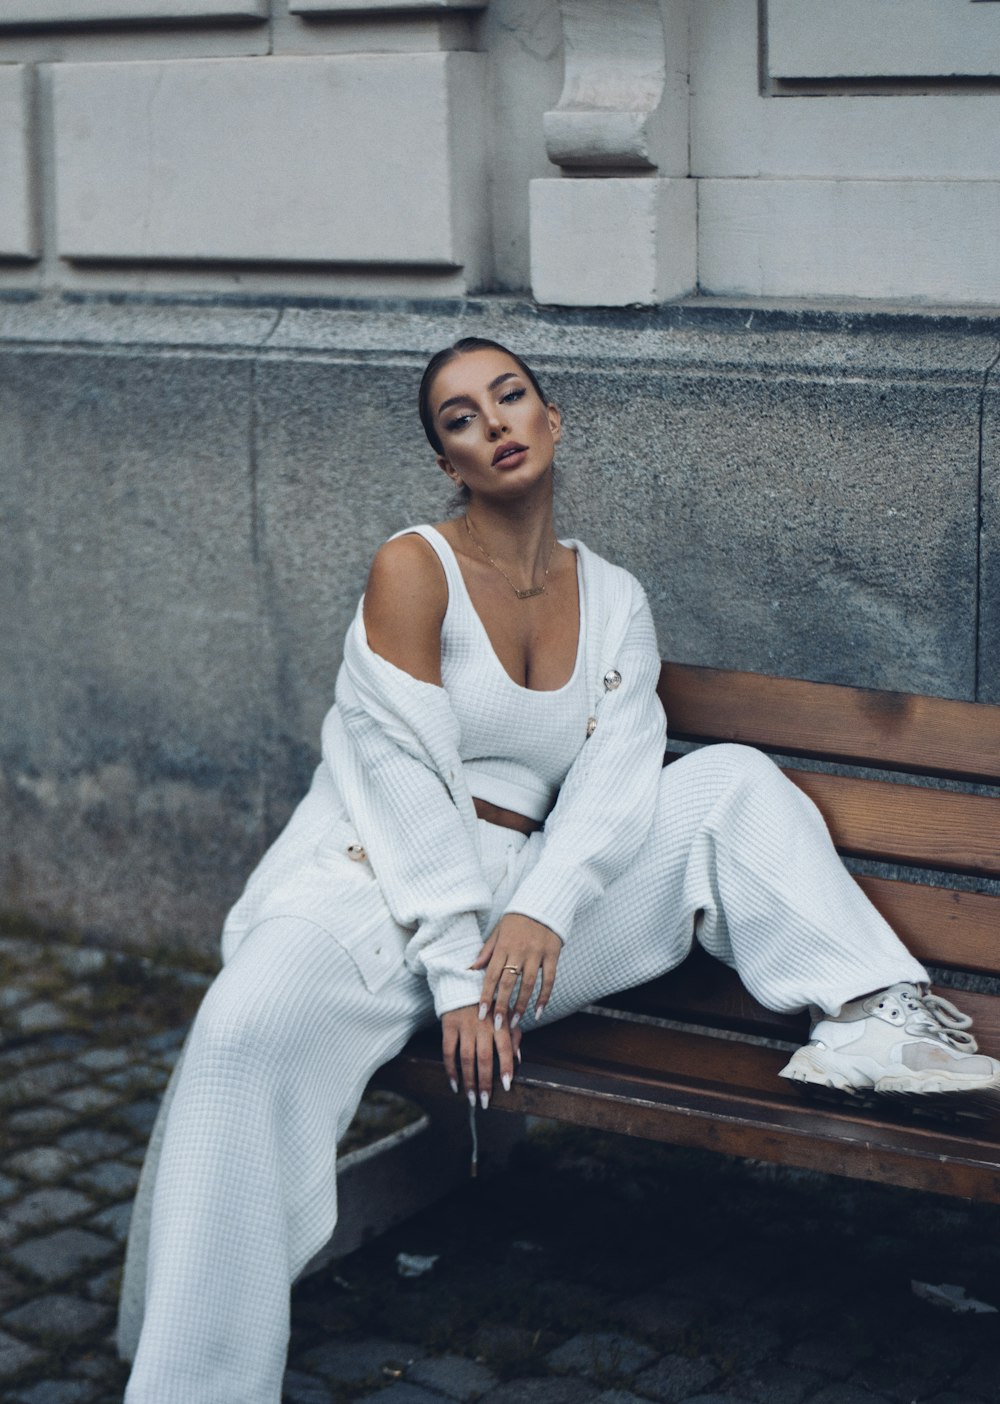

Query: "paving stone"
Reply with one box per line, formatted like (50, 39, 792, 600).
(73, 1160, 140, 1198)
(4, 1147, 79, 1183)
(57, 1129, 131, 1162)
(407, 1354, 499, 1401)
(547, 1332, 658, 1380)
(281, 1368, 331, 1403)
(727, 1363, 824, 1404)
(9, 1228, 116, 1282)
(115, 1099, 160, 1136)
(0, 1173, 18, 1201)
(85, 1266, 122, 1304)
(88, 1202, 132, 1243)
(358, 1387, 446, 1404)
(632, 1354, 720, 1404)
(592, 1393, 649, 1404)
(7, 1107, 74, 1135)
(0, 1221, 22, 1248)
(805, 1388, 890, 1404)
(76, 1049, 129, 1072)
(53, 947, 108, 977)
(50, 1086, 120, 1115)
(3, 1293, 111, 1336)
(0, 984, 31, 1009)
(480, 1380, 600, 1404)
(302, 1336, 427, 1384)
(7, 1188, 96, 1230)
(5, 1064, 80, 1102)
(143, 1027, 189, 1053)
(13, 1002, 72, 1034)
(0, 1326, 42, 1375)
(473, 1324, 541, 1363)
(0, 1269, 24, 1310)
(608, 1293, 701, 1340)
(9, 1380, 99, 1404)
(785, 1335, 869, 1380)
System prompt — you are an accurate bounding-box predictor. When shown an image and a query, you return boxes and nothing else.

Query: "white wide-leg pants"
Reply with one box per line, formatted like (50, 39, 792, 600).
(125, 744, 927, 1404)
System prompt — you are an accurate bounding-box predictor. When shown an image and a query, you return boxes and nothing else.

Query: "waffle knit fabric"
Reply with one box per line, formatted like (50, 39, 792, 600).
(123, 538, 929, 1403)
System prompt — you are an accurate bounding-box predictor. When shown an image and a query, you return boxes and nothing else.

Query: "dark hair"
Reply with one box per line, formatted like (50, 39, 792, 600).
(417, 337, 549, 456)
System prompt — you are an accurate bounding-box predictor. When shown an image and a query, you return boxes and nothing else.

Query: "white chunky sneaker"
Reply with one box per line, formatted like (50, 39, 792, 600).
(778, 983, 1000, 1096)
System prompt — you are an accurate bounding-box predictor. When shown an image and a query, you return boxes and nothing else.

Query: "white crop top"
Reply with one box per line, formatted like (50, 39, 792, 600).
(398, 525, 593, 822)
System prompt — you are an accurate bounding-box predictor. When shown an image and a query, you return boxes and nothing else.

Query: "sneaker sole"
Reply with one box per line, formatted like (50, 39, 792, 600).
(779, 1045, 1000, 1098)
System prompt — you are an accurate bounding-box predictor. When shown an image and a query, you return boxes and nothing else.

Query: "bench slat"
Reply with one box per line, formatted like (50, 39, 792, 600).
(660, 663, 1000, 784)
(855, 874, 1000, 975)
(382, 1020, 1000, 1202)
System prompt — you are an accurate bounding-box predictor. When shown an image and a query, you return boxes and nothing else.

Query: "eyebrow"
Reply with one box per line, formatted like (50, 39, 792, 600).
(436, 371, 520, 418)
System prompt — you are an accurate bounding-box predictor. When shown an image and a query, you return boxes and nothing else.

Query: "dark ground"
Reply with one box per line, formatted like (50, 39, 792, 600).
(3, 924, 1000, 1404)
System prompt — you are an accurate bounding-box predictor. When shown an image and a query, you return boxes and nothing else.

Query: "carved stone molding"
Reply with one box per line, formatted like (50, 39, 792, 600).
(543, 0, 667, 171)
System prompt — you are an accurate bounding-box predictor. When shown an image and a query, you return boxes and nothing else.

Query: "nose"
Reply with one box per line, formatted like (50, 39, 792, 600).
(484, 407, 510, 439)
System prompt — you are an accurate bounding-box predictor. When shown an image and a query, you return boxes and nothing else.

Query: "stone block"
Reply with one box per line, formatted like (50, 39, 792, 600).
(2, 1294, 110, 1337)
(0, 1329, 41, 1378)
(0, 66, 36, 259)
(0, 0, 266, 22)
(691, 0, 1000, 181)
(546, 1333, 657, 1380)
(406, 1354, 498, 1401)
(980, 376, 1000, 704)
(530, 178, 696, 306)
(767, 0, 1000, 78)
(8, 1228, 115, 1282)
(53, 53, 487, 283)
(302, 1336, 426, 1385)
(632, 1354, 720, 1403)
(698, 179, 1000, 305)
(7, 1189, 96, 1231)
(291, 0, 485, 10)
(0, 346, 273, 953)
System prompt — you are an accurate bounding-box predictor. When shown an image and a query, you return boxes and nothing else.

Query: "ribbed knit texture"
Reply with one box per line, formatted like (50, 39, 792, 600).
(125, 749, 927, 1403)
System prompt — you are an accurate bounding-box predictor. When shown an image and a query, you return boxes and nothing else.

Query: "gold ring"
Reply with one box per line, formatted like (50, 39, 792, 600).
(502, 965, 522, 975)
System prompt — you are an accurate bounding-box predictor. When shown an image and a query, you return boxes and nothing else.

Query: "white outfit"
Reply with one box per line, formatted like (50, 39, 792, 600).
(125, 530, 927, 1404)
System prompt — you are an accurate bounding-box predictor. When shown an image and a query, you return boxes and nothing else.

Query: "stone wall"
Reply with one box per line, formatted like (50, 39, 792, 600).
(2, 297, 999, 957)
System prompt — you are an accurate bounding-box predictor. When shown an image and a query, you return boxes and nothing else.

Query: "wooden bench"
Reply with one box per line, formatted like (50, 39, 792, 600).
(377, 663, 1000, 1205)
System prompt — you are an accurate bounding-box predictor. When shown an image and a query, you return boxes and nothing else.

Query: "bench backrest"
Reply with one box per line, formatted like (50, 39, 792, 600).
(597, 664, 1000, 1050)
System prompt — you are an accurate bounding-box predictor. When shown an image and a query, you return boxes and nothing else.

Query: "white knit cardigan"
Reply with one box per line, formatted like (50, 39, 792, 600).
(222, 538, 666, 1017)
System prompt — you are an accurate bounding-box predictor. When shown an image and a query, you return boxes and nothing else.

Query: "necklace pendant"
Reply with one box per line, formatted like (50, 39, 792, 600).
(515, 586, 545, 599)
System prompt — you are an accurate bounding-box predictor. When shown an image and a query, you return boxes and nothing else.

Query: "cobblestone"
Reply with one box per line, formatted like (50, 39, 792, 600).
(5, 927, 1000, 1404)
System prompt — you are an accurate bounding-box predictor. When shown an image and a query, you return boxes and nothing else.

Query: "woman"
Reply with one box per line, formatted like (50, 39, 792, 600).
(124, 337, 1000, 1404)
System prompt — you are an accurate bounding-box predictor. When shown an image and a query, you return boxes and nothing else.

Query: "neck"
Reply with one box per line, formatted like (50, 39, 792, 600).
(464, 484, 556, 572)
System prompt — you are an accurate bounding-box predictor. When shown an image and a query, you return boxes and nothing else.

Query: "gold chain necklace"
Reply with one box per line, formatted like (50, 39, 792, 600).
(464, 514, 557, 600)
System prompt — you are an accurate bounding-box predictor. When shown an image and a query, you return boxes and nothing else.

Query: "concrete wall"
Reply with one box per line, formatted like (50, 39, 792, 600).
(2, 297, 999, 957)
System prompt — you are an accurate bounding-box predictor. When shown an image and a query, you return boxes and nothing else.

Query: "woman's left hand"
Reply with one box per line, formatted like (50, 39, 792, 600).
(472, 913, 562, 1031)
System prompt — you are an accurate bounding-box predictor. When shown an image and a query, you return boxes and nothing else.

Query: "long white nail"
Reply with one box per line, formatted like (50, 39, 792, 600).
(502, 1073, 511, 1092)
(467, 1090, 476, 1107)
(478, 1003, 488, 1021)
(516, 1047, 522, 1065)
(510, 1012, 521, 1030)
(449, 1077, 458, 1094)
(480, 1090, 490, 1110)
(536, 1002, 547, 1020)
(494, 1013, 503, 1032)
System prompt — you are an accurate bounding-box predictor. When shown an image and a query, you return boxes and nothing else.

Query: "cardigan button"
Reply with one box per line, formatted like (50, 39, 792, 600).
(603, 669, 622, 691)
(586, 716, 597, 737)
(346, 843, 367, 862)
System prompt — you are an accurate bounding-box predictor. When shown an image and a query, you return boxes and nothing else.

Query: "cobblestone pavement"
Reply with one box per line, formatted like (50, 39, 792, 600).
(4, 926, 1000, 1404)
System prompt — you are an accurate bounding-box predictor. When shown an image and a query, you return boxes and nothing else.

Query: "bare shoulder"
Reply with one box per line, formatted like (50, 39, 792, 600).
(362, 533, 447, 684)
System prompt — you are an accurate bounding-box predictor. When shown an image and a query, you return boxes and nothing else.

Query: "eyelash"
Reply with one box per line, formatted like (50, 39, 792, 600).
(444, 387, 526, 433)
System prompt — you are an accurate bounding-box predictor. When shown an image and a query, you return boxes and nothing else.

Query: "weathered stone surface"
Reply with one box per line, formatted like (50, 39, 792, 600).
(631, 1354, 720, 1403)
(6, 1188, 95, 1230)
(0, 0, 266, 21)
(480, 1379, 600, 1404)
(303, 1336, 427, 1384)
(546, 1333, 657, 1380)
(980, 373, 1000, 704)
(57, 1129, 129, 1162)
(2, 1292, 110, 1336)
(9, 1228, 114, 1282)
(13, 1001, 70, 1034)
(87, 1202, 132, 1243)
(406, 1354, 499, 1401)
(0, 67, 34, 259)
(4, 1149, 79, 1184)
(73, 1160, 139, 1197)
(7, 1380, 97, 1404)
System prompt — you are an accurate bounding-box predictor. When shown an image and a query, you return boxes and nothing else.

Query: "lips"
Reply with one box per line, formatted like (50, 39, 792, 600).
(492, 440, 528, 466)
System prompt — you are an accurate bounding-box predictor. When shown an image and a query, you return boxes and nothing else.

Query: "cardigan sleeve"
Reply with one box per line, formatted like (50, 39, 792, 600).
(325, 646, 492, 1018)
(501, 579, 666, 943)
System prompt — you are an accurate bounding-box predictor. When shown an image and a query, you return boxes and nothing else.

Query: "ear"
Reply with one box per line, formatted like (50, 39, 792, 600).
(547, 402, 562, 444)
(437, 454, 463, 486)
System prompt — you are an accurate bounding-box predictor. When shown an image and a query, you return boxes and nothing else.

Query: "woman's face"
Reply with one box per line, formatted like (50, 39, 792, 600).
(428, 348, 561, 502)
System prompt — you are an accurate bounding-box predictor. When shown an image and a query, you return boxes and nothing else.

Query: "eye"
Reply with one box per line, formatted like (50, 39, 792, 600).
(444, 412, 473, 432)
(500, 387, 526, 405)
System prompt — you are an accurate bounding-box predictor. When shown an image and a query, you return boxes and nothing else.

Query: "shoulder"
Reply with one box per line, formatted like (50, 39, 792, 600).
(366, 531, 448, 616)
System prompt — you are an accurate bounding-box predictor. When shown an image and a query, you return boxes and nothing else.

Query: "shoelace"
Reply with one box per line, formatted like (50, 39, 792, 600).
(900, 986, 978, 1052)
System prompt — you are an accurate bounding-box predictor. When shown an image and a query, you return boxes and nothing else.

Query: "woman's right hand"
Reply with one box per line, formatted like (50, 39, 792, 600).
(441, 1003, 521, 1109)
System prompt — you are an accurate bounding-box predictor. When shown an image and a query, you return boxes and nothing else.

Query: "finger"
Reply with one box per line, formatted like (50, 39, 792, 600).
(536, 951, 560, 1017)
(469, 929, 499, 971)
(510, 959, 542, 1027)
(511, 1024, 522, 1068)
(476, 1020, 495, 1108)
(492, 971, 523, 1031)
(478, 947, 511, 1015)
(441, 1022, 459, 1094)
(460, 1031, 477, 1107)
(494, 1022, 514, 1093)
